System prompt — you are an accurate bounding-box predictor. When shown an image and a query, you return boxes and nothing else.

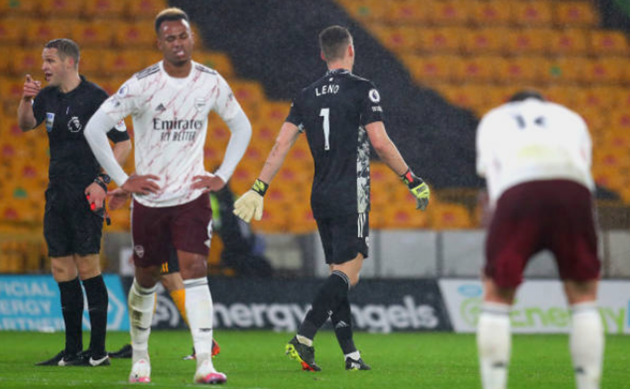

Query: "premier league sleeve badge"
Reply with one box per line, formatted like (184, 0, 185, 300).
(45, 112, 55, 132)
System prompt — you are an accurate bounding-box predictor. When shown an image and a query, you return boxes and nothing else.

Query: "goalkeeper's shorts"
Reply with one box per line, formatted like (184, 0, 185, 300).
(316, 213, 369, 265)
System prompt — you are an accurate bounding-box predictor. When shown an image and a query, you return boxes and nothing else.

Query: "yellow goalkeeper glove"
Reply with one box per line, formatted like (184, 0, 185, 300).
(401, 169, 430, 211)
(233, 179, 269, 223)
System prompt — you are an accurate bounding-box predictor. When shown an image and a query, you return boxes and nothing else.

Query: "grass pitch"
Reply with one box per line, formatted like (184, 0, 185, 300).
(0, 330, 627, 388)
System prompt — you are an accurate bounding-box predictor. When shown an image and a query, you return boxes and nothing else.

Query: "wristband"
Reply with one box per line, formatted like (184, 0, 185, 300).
(251, 178, 269, 197)
(94, 178, 108, 193)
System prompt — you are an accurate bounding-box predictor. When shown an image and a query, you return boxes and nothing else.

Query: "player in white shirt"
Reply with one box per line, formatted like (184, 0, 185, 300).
(476, 90, 604, 389)
(84, 8, 251, 385)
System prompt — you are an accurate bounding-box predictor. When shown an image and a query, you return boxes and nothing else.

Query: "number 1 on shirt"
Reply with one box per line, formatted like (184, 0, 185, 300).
(320, 108, 330, 151)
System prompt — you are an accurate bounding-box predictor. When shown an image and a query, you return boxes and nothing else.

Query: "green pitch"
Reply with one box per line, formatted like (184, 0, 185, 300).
(0, 331, 627, 388)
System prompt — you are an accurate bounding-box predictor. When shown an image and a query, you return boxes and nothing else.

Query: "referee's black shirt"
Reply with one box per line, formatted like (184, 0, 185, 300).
(286, 69, 384, 219)
(32, 76, 129, 188)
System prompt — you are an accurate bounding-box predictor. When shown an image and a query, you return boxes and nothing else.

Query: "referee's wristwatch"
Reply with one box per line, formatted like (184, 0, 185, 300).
(95, 173, 110, 192)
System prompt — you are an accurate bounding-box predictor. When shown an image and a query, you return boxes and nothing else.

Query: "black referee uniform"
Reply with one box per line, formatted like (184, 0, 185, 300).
(286, 68, 383, 264)
(32, 75, 129, 364)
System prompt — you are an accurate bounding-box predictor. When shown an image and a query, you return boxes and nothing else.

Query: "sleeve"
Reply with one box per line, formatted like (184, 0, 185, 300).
(214, 110, 252, 183)
(32, 91, 47, 127)
(285, 95, 304, 132)
(92, 86, 130, 143)
(359, 82, 384, 126)
(84, 109, 129, 186)
(213, 74, 242, 122)
(99, 77, 142, 123)
(476, 112, 495, 178)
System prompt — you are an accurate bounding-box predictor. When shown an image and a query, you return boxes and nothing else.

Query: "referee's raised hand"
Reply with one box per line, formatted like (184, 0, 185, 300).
(22, 74, 41, 101)
(121, 174, 161, 195)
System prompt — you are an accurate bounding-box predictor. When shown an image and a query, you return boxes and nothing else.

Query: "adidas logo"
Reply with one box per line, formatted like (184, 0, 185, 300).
(335, 321, 349, 329)
(155, 103, 166, 113)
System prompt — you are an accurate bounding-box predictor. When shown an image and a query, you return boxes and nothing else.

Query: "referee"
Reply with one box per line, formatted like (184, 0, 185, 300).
(234, 26, 430, 371)
(17, 39, 131, 367)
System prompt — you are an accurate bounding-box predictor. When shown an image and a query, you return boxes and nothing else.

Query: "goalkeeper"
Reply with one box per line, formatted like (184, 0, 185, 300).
(233, 25, 430, 372)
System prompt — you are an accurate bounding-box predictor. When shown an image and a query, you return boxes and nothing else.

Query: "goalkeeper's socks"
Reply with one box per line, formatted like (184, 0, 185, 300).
(170, 288, 189, 326)
(477, 302, 511, 389)
(331, 295, 357, 355)
(185, 278, 216, 369)
(59, 277, 84, 355)
(570, 302, 604, 389)
(128, 279, 156, 364)
(82, 275, 109, 356)
(298, 271, 350, 340)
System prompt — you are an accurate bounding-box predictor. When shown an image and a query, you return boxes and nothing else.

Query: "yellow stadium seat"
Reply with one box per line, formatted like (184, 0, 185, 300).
(372, 25, 418, 54)
(387, 0, 430, 25)
(114, 21, 155, 48)
(82, 0, 126, 19)
(24, 19, 72, 46)
(456, 56, 507, 83)
(505, 28, 552, 55)
(502, 56, 552, 84)
(39, 0, 82, 16)
(470, 1, 512, 26)
(0, 18, 25, 45)
(461, 27, 509, 55)
(126, 0, 167, 19)
(573, 86, 618, 111)
(405, 55, 458, 84)
(417, 27, 464, 54)
(230, 81, 265, 106)
(589, 30, 629, 57)
(73, 21, 116, 48)
(102, 50, 144, 77)
(0, 0, 39, 15)
(548, 57, 590, 83)
(429, 0, 471, 26)
(195, 52, 234, 78)
(585, 58, 627, 84)
(512, 1, 553, 27)
(548, 28, 588, 56)
(258, 102, 290, 125)
(430, 203, 473, 230)
(553, 1, 598, 28)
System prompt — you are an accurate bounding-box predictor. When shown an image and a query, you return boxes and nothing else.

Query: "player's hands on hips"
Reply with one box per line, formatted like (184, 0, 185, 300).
(401, 169, 430, 211)
(192, 173, 226, 193)
(121, 174, 160, 195)
(22, 74, 41, 101)
(107, 188, 131, 210)
(233, 179, 269, 223)
(85, 182, 106, 212)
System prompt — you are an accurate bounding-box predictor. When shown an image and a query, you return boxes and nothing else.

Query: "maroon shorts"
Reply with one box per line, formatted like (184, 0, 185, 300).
(131, 195, 212, 268)
(485, 179, 600, 288)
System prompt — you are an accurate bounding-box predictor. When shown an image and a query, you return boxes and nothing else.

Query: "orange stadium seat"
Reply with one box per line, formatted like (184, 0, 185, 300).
(417, 27, 464, 54)
(114, 21, 155, 48)
(387, 0, 430, 25)
(39, 0, 82, 16)
(502, 56, 551, 84)
(0, 18, 25, 45)
(483, 85, 521, 110)
(456, 56, 507, 83)
(11, 49, 41, 75)
(589, 30, 629, 57)
(258, 102, 290, 125)
(126, 0, 167, 19)
(548, 57, 590, 83)
(0, 0, 39, 15)
(580, 107, 610, 136)
(404, 55, 458, 84)
(585, 58, 627, 84)
(135, 49, 163, 68)
(371, 25, 418, 54)
(102, 50, 143, 77)
(553, 1, 598, 28)
(430, 203, 473, 230)
(230, 81, 265, 107)
(24, 20, 72, 46)
(610, 111, 630, 132)
(339, 0, 387, 23)
(0, 76, 26, 101)
(79, 48, 104, 74)
(73, 20, 116, 47)
(548, 28, 588, 56)
(461, 27, 509, 55)
(615, 87, 630, 110)
(504, 28, 552, 55)
(380, 205, 429, 229)
(82, 0, 126, 19)
(574, 86, 618, 111)
(470, 1, 512, 26)
(195, 52, 234, 78)
(512, 1, 553, 27)
(0, 46, 13, 74)
(542, 85, 583, 109)
(434, 83, 487, 113)
(429, 0, 470, 26)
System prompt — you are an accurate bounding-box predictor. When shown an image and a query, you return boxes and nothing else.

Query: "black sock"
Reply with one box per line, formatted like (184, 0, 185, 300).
(59, 277, 84, 354)
(298, 271, 349, 340)
(82, 275, 108, 356)
(331, 295, 356, 355)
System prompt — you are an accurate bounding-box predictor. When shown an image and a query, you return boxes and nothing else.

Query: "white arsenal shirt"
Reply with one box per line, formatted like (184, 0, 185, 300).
(101, 61, 241, 207)
(476, 98, 595, 204)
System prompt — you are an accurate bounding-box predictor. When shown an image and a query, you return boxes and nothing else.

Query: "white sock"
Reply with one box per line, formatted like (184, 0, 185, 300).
(185, 278, 215, 370)
(477, 302, 511, 389)
(345, 351, 361, 361)
(128, 279, 156, 364)
(570, 302, 604, 389)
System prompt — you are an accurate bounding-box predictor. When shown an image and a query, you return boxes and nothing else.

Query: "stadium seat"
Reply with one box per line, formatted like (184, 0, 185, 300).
(585, 58, 627, 84)
(511, 1, 553, 27)
(0, 0, 39, 15)
(431, 0, 470, 26)
(195, 52, 235, 78)
(553, 1, 598, 28)
(24, 19, 72, 46)
(387, 0, 430, 25)
(135, 49, 163, 68)
(416, 27, 464, 54)
(505, 28, 552, 55)
(610, 111, 630, 132)
(0, 18, 25, 45)
(430, 203, 473, 230)
(79, 48, 104, 74)
(461, 27, 509, 55)
(126, 0, 167, 19)
(82, 0, 126, 19)
(547, 57, 590, 83)
(405, 55, 458, 84)
(371, 25, 418, 54)
(573, 86, 618, 111)
(73, 21, 116, 48)
(337, 0, 387, 23)
(580, 107, 610, 136)
(39, 0, 82, 16)
(230, 81, 265, 107)
(114, 21, 155, 48)
(433, 83, 487, 113)
(102, 50, 144, 77)
(548, 28, 588, 56)
(0, 76, 26, 101)
(615, 87, 630, 110)
(502, 56, 552, 84)
(456, 56, 507, 83)
(0, 47, 13, 74)
(258, 102, 290, 126)
(380, 204, 429, 229)
(470, 1, 512, 26)
(589, 30, 629, 57)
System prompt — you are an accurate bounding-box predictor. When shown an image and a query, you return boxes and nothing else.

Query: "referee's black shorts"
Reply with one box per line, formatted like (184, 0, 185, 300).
(44, 185, 103, 257)
(316, 213, 369, 265)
